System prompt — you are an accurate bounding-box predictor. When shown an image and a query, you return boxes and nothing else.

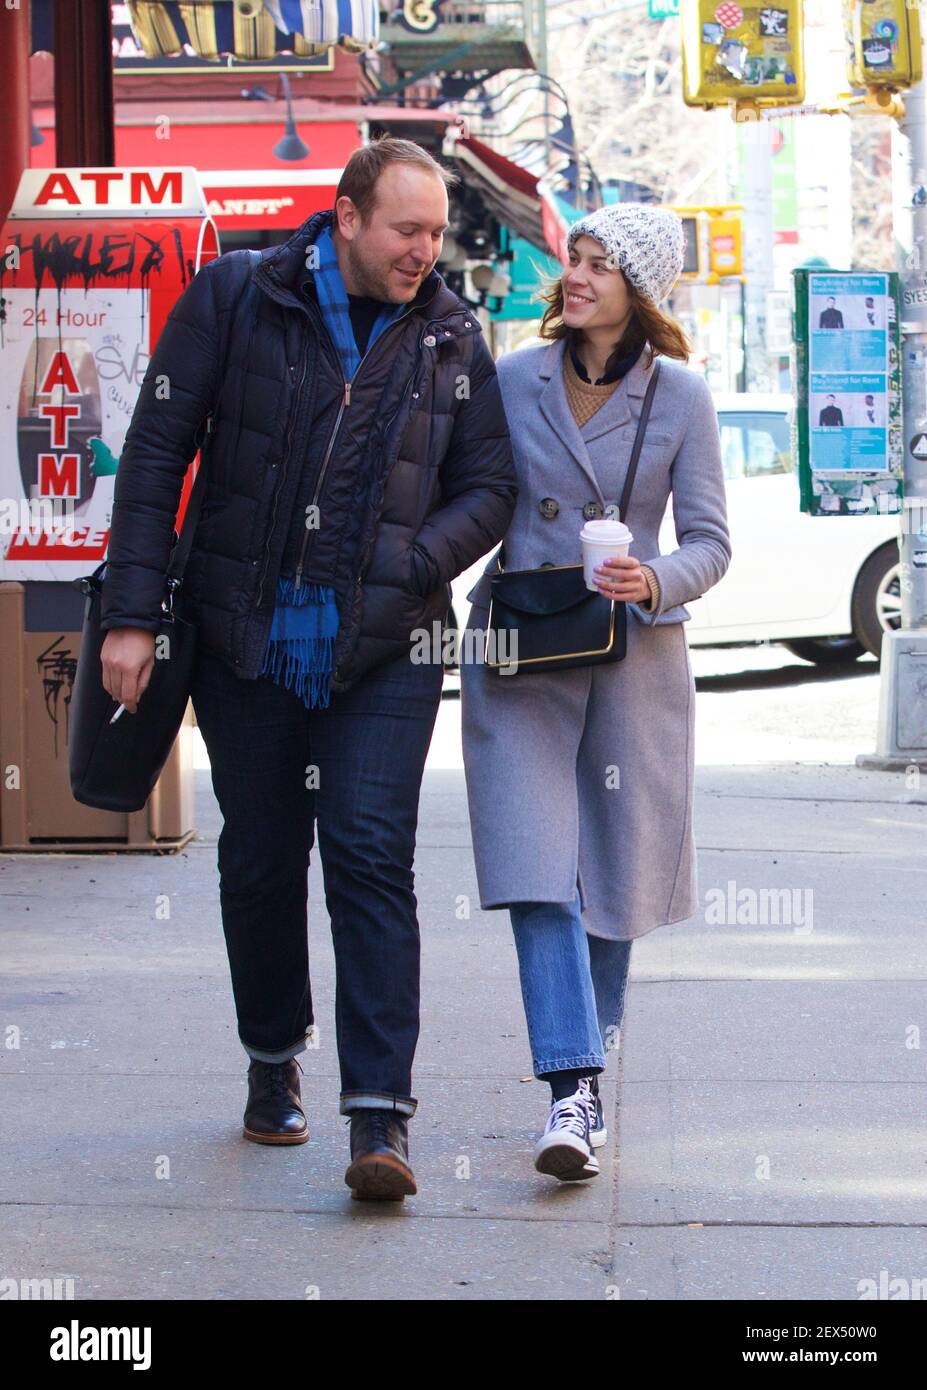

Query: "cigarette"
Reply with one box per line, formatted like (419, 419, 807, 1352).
(109, 703, 127, 724)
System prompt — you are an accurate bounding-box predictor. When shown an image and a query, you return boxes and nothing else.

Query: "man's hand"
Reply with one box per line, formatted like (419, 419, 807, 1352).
(592, 554, 651, 604)
(100, 628, 156, 714)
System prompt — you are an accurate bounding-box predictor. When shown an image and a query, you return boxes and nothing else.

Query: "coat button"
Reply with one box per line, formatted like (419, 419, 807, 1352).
(423, 334, 437, 346)
(412, 392, 420, 399)
(539, 497, 559, 519)
(464, 321, 472, 328)
(583, 501, 604, 520)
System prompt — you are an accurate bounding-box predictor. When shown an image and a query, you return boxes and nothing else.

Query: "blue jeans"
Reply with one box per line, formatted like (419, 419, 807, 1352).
(509, 889, 632, 1076)
(190, 644, 444, 1117)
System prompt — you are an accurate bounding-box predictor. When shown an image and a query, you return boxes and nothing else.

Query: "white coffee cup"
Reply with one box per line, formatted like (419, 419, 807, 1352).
(580, 517, 634, 592)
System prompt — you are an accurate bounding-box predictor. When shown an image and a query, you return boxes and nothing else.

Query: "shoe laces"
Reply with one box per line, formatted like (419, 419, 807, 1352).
(355, 1110, 395, 1141)
(545, 1090, 592, 1140)
(252, 1060, 298, 1099)
(578, 1077, 600, 1124)
(375, 1111, 396, 1139)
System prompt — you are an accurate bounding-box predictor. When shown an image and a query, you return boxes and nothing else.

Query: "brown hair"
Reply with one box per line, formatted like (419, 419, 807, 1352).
(335, 135, 459, 222)
(537, 263, 690, 369)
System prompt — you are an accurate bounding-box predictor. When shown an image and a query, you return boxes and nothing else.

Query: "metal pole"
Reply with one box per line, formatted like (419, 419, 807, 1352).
(53, 0, 115, 166)
(0, 0, 31, 222)
(898, 77, 927, 632)
(739, 277, 747, 394)
(537, 0, 551, 177)
(739, 115, 775, 392)
(857, 55, 927, 775)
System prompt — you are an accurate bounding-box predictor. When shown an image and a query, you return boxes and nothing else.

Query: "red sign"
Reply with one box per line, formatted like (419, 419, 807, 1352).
(10, 167, 206, 219)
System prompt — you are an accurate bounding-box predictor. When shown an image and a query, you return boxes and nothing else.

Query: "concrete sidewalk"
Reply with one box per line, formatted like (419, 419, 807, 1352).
(1, 758, 926, 1300)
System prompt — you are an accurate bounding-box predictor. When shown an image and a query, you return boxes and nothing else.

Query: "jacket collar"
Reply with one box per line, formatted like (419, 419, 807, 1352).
(567, 329, 645, 386)
(538, 336, 654, 397)
(253, 208, 469, 331)
(535, 338, 658, 501)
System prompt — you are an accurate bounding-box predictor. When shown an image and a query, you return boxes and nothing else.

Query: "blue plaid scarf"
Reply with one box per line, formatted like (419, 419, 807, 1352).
(259, 221, 406, 709)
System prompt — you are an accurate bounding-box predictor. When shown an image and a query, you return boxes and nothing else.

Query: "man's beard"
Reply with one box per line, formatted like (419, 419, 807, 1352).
(347, 240, 398, 302)
(347, 239, 425, 303)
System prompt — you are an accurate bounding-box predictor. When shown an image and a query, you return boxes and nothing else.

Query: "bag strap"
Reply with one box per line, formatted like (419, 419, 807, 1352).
(617, 356, 661, 523)
(166, 249, 261, 585)
(498, 354, 662, 574)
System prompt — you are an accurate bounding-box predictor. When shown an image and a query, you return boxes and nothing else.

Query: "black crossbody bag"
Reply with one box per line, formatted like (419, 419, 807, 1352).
(484, 359, 661, 675)
(68, 251, 260, 813)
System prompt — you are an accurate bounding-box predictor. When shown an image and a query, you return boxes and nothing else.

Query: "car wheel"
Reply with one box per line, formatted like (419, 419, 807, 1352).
(782, 636, 866, 665)
(851, 541, 901, 657)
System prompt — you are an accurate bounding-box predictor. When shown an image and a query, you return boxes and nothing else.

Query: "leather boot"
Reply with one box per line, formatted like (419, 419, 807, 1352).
(242, 1058, 309, 1145)
(344, 1109, 416, 1200)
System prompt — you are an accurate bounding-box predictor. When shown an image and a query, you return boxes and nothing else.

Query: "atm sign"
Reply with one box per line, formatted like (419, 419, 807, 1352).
(9, 167, 207, 220)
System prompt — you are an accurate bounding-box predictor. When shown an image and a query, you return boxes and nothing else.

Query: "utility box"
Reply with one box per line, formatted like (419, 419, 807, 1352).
(791, 267, 904, 516)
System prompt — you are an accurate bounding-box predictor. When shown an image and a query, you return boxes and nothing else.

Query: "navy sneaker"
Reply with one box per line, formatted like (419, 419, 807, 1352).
(579, 1075, 607, 1148)
(533, 1087, 599, 1181)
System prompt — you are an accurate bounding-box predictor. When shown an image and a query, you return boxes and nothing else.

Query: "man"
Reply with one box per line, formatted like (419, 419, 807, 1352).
(863, 393, 876, 424)
(99, 137, 517, 1200)
(818, 296, 844, 329)
(864, 295, 876, 327)
(818, 394, 843, 427)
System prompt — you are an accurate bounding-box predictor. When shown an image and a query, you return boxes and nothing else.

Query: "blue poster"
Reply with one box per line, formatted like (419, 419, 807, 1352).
(809, 273, 890, 473)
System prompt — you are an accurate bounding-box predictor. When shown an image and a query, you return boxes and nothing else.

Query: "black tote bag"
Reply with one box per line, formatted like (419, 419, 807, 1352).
(68, 252, 260, 813)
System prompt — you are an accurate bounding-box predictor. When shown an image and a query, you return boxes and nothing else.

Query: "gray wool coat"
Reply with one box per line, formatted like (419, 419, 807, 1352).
(459, 337, 732, 941)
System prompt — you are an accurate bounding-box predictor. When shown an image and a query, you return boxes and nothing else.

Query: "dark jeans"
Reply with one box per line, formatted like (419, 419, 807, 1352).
(190, 642, 444, 1117)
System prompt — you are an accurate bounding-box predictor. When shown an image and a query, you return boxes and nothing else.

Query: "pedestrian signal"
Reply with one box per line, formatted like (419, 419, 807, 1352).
(681, 0, 805, 108)
(843, 1, 922, 92)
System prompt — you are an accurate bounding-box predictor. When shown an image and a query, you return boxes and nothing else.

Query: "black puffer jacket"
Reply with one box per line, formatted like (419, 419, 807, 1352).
(100, 210, 517, 692)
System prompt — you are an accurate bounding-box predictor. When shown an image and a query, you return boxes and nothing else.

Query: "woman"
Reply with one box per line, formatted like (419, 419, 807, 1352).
(459, 203, 731, 1182)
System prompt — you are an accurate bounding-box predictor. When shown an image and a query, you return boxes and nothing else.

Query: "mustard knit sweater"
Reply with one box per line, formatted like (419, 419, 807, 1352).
(562, 346, 660, 612)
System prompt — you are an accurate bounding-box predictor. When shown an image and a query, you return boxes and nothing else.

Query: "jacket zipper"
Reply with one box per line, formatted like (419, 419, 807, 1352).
(254, 338, 310, 609)
(335, 315, 480, 618)
(292, 302, 422, 590)
(334, 314, 479, 682)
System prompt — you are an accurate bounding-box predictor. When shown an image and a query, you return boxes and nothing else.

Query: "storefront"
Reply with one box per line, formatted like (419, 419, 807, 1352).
(28, 107, 362, 248)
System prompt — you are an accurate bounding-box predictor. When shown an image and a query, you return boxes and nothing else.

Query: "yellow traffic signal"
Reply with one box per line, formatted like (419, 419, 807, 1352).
(844, 1, 922, 91)
(679, 214, 702, 278)
(670, 206, 744, 283)
(709, 214, 743, 277)
(681, 0, 805, 108)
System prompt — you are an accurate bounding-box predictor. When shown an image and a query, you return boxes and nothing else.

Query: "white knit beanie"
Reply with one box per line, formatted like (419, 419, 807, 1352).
(567, 203, 684, 304)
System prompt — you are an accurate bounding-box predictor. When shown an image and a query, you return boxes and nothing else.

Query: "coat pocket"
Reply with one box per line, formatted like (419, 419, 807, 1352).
(406, 539, 437, 597)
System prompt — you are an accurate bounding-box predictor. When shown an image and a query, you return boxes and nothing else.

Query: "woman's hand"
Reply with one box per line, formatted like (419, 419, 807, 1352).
(593, 554, 650, 603)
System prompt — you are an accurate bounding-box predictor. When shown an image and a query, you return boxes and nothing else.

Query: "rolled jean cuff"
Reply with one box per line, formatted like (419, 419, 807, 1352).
(242, 1028, 314, 1065)
(534, 1052, 605, 1078)
(339, 1090, 418, 1118)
